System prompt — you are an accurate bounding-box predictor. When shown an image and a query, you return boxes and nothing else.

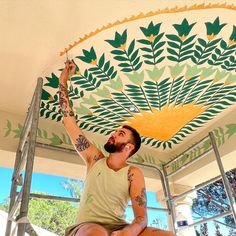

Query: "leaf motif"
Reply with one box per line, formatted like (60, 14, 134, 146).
(98, 54, 105, 67)
(128, 40, 135, 55)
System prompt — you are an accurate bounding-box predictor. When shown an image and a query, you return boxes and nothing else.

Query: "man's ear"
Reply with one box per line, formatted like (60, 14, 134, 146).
(126, 143, 134, 151)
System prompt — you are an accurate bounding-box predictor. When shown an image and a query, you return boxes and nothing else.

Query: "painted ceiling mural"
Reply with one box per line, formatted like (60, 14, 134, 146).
(40, 4, 236, 151)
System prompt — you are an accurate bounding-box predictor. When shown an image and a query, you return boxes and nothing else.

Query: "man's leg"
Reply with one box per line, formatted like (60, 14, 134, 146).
(139, 227, 176, 236)
(75, 223, 109, 236)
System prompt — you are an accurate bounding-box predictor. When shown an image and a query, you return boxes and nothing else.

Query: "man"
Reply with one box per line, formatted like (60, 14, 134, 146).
(59, 60, 176, 236)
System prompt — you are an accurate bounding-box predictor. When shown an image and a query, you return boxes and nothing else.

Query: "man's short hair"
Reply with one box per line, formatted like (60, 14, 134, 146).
(122, 125, 141, 157)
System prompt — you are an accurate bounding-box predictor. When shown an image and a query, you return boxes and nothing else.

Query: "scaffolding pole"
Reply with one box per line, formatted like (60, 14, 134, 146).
(5, 78, 43, 236)
(163, 132, 236, 233)
(209, 131, 236, 222)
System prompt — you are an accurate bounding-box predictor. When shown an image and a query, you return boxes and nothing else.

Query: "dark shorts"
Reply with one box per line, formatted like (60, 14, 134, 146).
(65, 222, 129, 236)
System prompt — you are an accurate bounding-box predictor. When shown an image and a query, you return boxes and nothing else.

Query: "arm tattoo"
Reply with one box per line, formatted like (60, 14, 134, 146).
(93, 154, 103, 162)
(75, 135, 90, 151)
(134, 216, 147, 229)
(128, 168, 134, 184)
(135, 188, 147, 208)
(59, 83, 74, 117)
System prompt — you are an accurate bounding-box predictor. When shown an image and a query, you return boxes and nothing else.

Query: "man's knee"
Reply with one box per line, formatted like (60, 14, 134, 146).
(76, 223, 109, 236)
(139, 227, 176, 236)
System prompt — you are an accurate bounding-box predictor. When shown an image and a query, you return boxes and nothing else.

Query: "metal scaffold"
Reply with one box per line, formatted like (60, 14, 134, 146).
(5, 78, 43, 236)
(162, 133, 236, 234)
(4, 78, 236, 236)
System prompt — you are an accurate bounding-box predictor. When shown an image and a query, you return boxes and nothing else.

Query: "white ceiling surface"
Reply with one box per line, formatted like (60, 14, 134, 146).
(0, 0, 235, 115)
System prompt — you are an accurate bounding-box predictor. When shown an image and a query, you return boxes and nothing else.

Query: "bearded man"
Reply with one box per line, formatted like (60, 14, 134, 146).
(59, 60, 176, 236)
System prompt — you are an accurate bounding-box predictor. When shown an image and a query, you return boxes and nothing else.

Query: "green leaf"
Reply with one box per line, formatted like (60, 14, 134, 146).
(131, 49, 139, 62)
(167, 56, 178, 62)
(118, 62, 131, 67)
(140, 47, 153, 53)
(154, 49, 164, 58)
(145, 60, 155, 65)
(143, 54, 154, 59)
(220, 40, 227, 49)
(98, 54, 105, 67)
(208, 38, 221, 47)
(134, 62, 142, 71)
(198, 38, 207, 47)
(6, 120, 11, 130)
(167, 41, 179, 48)
(114, 56, 129, 61)
(37, 128, 42, 138)
(182, 43, 195, 51)
(153, 41, 165, 51)
(225, 124, 236, 139)
(182, 35, 196, 45)
(180, 50, 194, 57)
(137, 39, 151, 45)
(166, 34, 181, 43)
(121, 68, 132, 72)
(155, 57, 165, 63)
(153, 33, 164, 44)
(111, 49, 125, 55)
(167, 48, 179, 56)
(107, 66, 115, 76)
(128, 40, 135, 55)
(4, 129, 11, 137)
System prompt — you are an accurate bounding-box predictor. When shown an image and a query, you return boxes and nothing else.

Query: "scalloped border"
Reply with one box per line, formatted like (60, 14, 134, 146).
(59, 3, 236, 56)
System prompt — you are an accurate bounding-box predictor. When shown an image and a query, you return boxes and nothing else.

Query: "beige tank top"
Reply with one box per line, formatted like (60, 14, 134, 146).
(76, 158, 130, 228)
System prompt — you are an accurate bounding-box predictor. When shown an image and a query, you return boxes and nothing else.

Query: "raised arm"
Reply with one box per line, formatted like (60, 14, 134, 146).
(59, 60, 104, 168)
(111, 166, 148, 236)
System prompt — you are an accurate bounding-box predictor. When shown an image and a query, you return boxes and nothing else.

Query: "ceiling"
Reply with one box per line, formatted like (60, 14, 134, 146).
(0, 0, 236, 168)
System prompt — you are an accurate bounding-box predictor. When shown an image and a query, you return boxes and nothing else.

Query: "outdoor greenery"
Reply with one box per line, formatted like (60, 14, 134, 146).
(193, 169, 236, 235)
(0, 179, 82, 236)
(1, 171, 235, 235)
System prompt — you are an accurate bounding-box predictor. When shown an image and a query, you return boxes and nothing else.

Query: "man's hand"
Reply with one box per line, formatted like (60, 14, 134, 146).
(60, 60, 76, 84)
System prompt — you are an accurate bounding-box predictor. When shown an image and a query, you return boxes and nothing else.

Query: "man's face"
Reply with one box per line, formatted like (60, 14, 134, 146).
(104, 128, 132, 153)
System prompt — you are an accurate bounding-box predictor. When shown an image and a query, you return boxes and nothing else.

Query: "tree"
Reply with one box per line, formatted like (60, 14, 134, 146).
(0, 178, 84, 236)
(61, 179, 84, 199)
(0, 193, 78, 236)
(192, 169, 236, 234)
(200, 223, 208, 236)
(214, 222, 223, 236)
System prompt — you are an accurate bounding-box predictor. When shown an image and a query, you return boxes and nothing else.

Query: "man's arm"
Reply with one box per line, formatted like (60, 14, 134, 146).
(59, 61, 104, 167)
(111, 166, 148, 236)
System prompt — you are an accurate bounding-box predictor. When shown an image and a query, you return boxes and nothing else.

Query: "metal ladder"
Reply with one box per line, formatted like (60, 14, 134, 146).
(5, 78, 43, 236)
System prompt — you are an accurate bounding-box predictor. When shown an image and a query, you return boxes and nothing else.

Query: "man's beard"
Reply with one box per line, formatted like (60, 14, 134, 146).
(104, 141, 127, 153)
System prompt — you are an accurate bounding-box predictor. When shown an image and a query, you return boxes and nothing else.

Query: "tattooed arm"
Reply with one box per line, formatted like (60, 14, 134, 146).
(111, 167, 147, 236)
(59, 61, 104, 168)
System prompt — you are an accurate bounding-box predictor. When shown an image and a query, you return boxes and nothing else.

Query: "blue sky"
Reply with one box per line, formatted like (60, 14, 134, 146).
(1, 167, 233, 234)
(0, 167, 168, 229)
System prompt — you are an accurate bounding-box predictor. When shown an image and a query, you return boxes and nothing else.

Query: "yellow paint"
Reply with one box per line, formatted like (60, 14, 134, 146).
(119, 44, 126, 50)
(228, 39, 236, 46)
(147, 34, 156, 42)
(120, 103, 208, 141)
(180, 35, 186, 42)
(207, 33, 216, 41)
(60, 3, 236, 56)
(90, 59, 97, 65)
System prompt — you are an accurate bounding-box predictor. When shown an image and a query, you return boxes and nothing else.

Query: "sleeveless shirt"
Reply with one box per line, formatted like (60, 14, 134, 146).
(76, 158, 130, 231)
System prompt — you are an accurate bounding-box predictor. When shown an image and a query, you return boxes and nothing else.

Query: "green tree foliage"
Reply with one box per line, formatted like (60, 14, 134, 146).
(28, 196, 77, 236)
(192, 169, 236, 234)
(200, 223, 208, 236)
(0, 194, 78, 236)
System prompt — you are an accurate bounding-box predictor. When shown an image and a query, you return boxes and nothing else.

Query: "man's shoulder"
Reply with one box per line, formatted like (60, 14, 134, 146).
(128, 165, 144, 177)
